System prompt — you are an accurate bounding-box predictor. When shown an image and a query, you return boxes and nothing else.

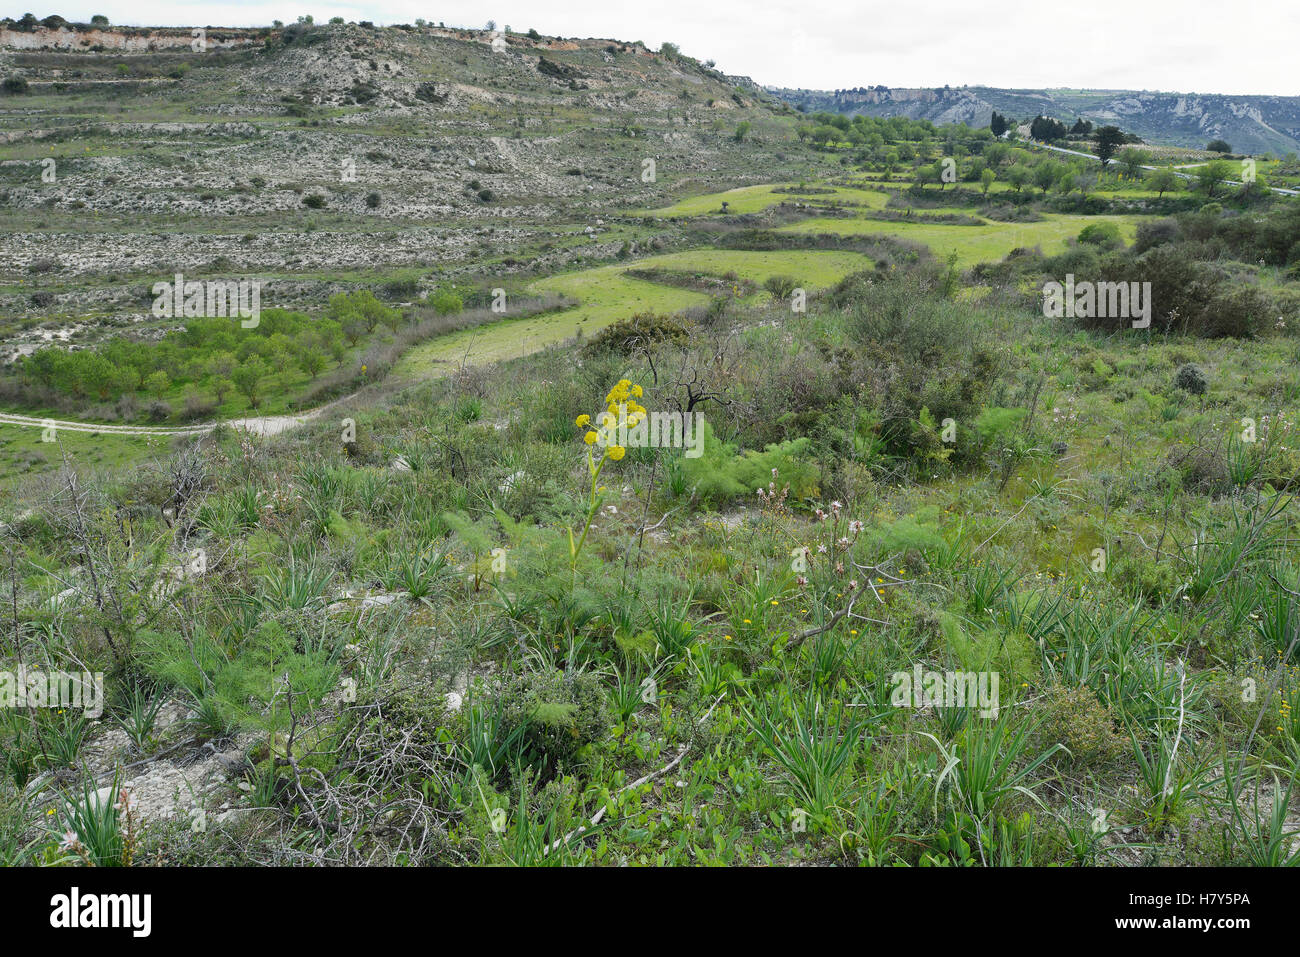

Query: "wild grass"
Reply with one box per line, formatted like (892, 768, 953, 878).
(4, 157, 1299, 867)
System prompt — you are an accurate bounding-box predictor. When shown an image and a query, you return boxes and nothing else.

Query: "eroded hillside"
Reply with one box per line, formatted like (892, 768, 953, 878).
(0, 22, 804, 323)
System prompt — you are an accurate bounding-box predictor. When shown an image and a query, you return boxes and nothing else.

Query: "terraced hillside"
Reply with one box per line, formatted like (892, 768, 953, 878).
(0, 21, 807, 331)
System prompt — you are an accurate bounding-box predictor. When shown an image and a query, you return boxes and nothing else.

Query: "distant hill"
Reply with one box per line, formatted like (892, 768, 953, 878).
(0, 20, 801, 314)
(767, 85, 1300, 156)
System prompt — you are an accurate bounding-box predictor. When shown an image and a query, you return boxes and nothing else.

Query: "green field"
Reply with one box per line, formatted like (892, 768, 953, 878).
(777, 212, 1144, 267)
(394, 248, 872, 376)
(0, 421, 171, 489)
(643, 182, 892, 217)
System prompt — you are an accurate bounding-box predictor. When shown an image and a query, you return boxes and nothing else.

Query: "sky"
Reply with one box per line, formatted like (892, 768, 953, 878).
(25, 0, 1300, 96)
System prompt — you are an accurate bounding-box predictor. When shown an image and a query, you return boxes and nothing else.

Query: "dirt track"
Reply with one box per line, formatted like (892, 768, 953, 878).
(0, 391, 359, 439)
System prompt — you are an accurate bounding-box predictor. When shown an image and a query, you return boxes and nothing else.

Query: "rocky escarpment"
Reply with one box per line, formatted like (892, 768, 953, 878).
(769, 84, 1300, 155)
(0, 23, 267, 51)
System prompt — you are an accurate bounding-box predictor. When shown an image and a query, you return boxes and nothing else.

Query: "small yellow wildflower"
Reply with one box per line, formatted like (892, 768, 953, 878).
(584, 431, 598, 445)
(608, 445, 626, 461)
(576, 414, 591, 427)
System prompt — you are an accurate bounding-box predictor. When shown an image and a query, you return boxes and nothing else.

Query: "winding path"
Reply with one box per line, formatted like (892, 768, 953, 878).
(0, 391, 360, 439)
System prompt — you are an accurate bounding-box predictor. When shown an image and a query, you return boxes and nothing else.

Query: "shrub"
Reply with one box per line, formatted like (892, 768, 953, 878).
(302, 194, 326, 209)
(1031, 684, 1125, 769)
(143, 369, 170, 399)
(426, 288, 463, 315)
(364, 675, 448, 754)
(763, 275, 800, 301)
(871, 510, 944, 558)
(1174, 363, 1208, 396)
(1134, 218, 1180, 254)
(1111, 551, 1182, 606)
(1199, 283, 1268, 339)
(281, 21, 322, 46)
(1094, 245, 1265, 338)
(1077, 222, 1122, 248)
(842, 276, 999, 465)
(382, 277, 419, 300)
(1167, 445, 1231, 496)
(327, 289, 400, 330)
(582, 312, 689, 357)
(480, 670, 607, 780)
(348, 82, 379, 104)
(682, 421, 821, 503)
(182, 393, 217, 421)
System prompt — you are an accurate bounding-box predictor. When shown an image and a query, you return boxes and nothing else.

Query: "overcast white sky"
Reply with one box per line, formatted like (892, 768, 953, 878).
(26, 0, 1300, 95)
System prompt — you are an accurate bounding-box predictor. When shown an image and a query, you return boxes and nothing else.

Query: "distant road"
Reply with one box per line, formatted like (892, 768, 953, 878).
(0, 412, 207, 437)
(1023, 140, 1300, 196)
(0, 391, 360, 439)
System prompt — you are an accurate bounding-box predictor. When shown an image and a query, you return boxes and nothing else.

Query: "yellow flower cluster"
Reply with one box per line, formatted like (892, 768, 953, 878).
(606, 378, 643, 405)
(575, 379, 647, 462)
(603, 379, 647, 430)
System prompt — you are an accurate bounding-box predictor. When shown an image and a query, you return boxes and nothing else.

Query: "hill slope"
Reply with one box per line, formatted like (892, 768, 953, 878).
(0, 21, 804, 318)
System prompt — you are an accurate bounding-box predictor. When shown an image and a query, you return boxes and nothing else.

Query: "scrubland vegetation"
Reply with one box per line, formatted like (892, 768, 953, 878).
(2, 16, 1299, 871)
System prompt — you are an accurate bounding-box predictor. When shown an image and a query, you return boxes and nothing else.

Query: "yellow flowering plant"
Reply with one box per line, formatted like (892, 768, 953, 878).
(568, 379, 644, 582)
